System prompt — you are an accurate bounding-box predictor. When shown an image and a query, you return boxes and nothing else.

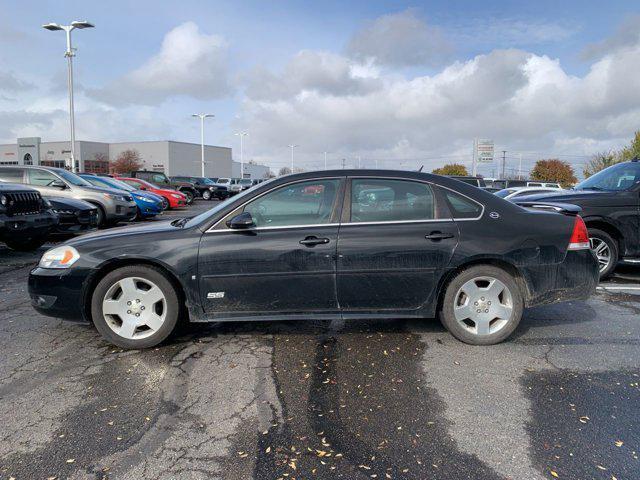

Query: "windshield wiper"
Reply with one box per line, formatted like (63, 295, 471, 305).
(579, 186, 605, 191)
(171, 218, 189, 228)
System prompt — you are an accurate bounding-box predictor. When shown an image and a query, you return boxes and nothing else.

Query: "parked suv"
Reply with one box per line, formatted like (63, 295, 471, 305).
(0, 183, 58, 251)
(127, 171, 196, 205)
(170, 176, 229, 200)
(516, 159, 640, 278)
(0, 166, 137, 226)
(214, 177, 242, 195)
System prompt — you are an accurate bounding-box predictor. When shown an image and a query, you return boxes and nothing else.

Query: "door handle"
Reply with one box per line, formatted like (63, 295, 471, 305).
(425, 231, 454, 241)
(299, 236, 330, 246)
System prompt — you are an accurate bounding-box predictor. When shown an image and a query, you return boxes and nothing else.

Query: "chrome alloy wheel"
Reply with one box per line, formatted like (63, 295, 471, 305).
(101, 277, 167, 340)
(453, 276, 514, 336)
(589, 237, 611, 273)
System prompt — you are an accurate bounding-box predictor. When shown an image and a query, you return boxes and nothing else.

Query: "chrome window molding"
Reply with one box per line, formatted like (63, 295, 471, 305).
(204, 174, 485, 233)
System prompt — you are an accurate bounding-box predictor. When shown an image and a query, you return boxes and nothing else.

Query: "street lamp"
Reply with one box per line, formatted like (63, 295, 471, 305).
(235, 132, 248, 178)
(42, 20, 94, 172)
(192, 114, 214, 176)
(288, 144, 298, 173)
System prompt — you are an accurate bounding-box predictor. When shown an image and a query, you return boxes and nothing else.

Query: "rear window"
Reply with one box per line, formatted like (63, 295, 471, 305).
(443, 190, 483, 219)
(0, 168, 24, 183)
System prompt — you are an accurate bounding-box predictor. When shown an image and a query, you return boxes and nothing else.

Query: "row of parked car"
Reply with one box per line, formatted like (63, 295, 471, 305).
(447, 158, 640, 278)
(0, 165, 265, 252)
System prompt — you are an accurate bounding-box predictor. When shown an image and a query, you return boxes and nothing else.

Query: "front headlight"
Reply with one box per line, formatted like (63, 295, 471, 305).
(0, 195, 7, 206)
(39, 246, 80, 269)
(43, 198, 52, 208)
(171, 193, 182, 199)
(103, 193, 127, 202)
(140, 196, 154, 203)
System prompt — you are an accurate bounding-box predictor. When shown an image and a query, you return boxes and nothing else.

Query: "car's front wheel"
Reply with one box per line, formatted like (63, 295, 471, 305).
(90, 265, 180, 349)
(588, 228, 618, 279)
(202, 189, 212, 200)
(181, 189, 194, 204)
(161, 196, 170, 210)
(439, 265, 524, 345)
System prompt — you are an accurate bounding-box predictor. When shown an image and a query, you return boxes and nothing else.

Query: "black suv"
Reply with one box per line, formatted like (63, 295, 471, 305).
(517, 159, 640, 278)
(0, 183, 58, 251)
(170, 176, 229, 200)
(127, 171, 197, 205)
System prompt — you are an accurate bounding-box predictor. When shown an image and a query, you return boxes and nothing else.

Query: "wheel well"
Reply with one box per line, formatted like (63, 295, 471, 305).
(83, 259, 188, 323)
(584, 220, 623, 252)
(435, 259, 530, 313)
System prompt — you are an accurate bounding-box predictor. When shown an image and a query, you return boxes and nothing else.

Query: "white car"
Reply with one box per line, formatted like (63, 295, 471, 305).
(495, 186, 564, 200)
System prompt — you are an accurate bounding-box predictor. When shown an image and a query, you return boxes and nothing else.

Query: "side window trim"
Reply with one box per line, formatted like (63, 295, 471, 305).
(206, 177, 345, 232)
(342, 176, 451, 225)
(438, 185, 485, 221)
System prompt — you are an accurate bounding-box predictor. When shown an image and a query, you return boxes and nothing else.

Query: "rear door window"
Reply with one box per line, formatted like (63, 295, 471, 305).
(443, 190, 483, 219)
(0, 168, 25, 183)
(350, 179, 435, 223)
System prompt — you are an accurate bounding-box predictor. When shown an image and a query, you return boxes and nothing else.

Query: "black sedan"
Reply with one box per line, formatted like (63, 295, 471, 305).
(47, 197, 99, 234)
(28, 170, 599, 349)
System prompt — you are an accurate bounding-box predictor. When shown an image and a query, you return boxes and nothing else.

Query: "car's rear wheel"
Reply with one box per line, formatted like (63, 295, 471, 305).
(440, 265, 524, 345)
(202, 189, 212, 200)
(588, 228, 617, 279)
(90, 265, 180, 349)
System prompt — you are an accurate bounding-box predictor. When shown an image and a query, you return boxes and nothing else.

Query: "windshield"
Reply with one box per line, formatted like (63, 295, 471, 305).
(185, 177, 277, 228)
(86, 176, 135, 192)
(196, 177, 215, 185)
(575, 162, 640, 191)
(217, 178, 230, 184)
(239, 179, 252, 185)
(495, 189, 516, 198)
(58, 169, 93, 186)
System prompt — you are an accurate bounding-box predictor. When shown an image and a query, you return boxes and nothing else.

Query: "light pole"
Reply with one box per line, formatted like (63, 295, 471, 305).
(235, 132, 248, 178)
(324, 151, 327, 170)
(43, 20, 94, 172)
(288, 144, 298, 173)
(192, 114, 214, 176)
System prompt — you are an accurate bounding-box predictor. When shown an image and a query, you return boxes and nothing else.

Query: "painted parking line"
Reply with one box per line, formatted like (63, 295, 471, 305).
(597, 285, 640, 292)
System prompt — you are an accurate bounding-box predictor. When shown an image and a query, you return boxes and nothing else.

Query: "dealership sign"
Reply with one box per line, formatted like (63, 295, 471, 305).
(475, 139, 494, 163)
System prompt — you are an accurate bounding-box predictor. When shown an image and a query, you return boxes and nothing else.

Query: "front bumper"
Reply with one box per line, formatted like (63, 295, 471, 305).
(54, 209, 99, 234)
(0, 211, 58, 239)
(523, 249, 599, 307)
(106, 201, 138, 222)
(28, 267, 90, 321)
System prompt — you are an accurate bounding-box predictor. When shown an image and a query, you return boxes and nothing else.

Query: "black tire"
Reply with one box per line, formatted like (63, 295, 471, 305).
(90, 265, 180, 349)
(4, 235, 48, 252)
(88, 203, 106, 227)
(181, 189, 194, 205)
(588, 228, 618, 279)
(202, 189, 212, 200)
(439, 265, 524, 345)
(160, 197, 170, 210)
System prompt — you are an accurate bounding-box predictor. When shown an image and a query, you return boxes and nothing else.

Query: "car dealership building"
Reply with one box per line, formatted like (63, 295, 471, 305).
(0, 137, 271, 179)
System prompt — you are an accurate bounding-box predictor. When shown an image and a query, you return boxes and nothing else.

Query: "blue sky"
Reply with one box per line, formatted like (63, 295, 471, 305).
(1, 0, 639, 175)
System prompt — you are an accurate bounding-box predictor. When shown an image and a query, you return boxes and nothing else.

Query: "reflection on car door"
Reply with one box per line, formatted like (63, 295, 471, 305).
(197, 178, 344, 317)
(336, 177, 459, 312)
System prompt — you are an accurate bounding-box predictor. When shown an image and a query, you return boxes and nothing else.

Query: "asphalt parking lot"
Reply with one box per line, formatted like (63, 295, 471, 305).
(0, 200, 639, 480)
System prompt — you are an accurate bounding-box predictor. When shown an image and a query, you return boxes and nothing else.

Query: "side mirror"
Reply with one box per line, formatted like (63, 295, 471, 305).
(226, 212, 255, 229)
(139, 186, 147, 190)
(51, 179, 67, 189)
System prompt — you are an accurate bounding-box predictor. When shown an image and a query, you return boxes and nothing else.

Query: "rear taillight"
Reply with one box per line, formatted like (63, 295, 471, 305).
(568, 216, 590, 250)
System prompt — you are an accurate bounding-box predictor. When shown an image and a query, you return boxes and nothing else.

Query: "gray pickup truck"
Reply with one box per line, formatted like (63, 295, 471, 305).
(0, 166, 137, 226)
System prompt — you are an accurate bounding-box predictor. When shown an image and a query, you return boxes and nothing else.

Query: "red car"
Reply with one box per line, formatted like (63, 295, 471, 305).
(116, 177, 187, 210)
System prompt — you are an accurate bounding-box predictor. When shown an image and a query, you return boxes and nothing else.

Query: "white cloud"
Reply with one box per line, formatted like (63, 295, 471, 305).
(239, 38, 640, 173)
(89, 22, 231, 105)
(346, 9, 453, 67)
(0, 72, 34, 93)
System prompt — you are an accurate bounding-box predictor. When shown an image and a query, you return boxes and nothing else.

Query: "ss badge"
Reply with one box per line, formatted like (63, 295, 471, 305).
(207, 292, 225, 299)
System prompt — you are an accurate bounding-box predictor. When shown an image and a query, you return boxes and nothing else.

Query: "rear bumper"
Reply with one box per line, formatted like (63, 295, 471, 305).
(523, 249, 599, 308)
(28, 267, 90, 321)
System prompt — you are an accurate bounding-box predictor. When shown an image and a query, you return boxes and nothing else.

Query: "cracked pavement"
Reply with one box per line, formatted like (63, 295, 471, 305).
(0, 204, 639, 479)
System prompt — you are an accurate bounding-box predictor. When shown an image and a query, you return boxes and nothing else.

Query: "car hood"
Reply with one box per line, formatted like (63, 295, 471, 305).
(46, 196, 95, 210)
(0, 182, 38, 193)
(84, 185, 130, 195)
(67, 220, 180, 246)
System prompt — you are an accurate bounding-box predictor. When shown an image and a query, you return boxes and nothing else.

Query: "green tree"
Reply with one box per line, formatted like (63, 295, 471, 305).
(619, 131, 640, 162)
(583, 151, 618, 178)
(432, 163, 468, 176)
(530, 159, 577, 188)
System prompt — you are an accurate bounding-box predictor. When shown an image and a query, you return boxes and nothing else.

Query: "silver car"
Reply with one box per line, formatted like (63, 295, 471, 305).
(0, 166, 137, 226)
